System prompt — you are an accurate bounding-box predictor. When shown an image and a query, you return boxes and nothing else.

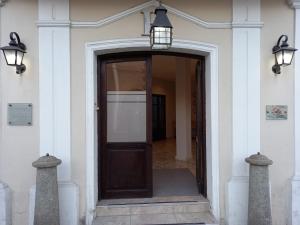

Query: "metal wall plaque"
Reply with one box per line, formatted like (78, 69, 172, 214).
(8, 103, 32, 126)
(266, 105, 288, 120)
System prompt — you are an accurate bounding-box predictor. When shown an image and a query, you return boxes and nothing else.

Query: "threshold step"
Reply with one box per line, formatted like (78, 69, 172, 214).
(96, 201, 210, 216)
(92, 212, 218, 225)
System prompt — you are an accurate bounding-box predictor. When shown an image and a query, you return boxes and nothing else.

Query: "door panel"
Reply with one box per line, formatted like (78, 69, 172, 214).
(196, 60, 207, 197)
(99, 57, 152, 199)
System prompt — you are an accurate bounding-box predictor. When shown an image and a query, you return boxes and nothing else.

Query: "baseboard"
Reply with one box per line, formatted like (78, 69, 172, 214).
(29, 181, 79, 225)
(291, 176, 300, 225)
(0, 182, 12, 225)
(226, 176, 249, 225)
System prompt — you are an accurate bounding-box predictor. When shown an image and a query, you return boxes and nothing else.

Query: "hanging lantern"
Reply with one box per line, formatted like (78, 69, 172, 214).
(150, 3, 173, 50)
(272, 35, 297, 74)
(0, 32, 26, 74)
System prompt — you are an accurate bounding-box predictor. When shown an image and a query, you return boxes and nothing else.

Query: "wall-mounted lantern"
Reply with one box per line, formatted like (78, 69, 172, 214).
(150, 2, 173, 50)
(1, 32, 26, 74)
(272, 35, 297, 74)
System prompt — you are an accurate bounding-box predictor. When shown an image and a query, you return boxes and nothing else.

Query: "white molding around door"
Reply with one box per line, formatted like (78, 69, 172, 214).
(85, 38, 220, 225)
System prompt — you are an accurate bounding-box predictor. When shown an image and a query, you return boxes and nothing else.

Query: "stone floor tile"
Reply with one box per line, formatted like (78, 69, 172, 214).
(131, 213, 177, 225)
(96, 206, 130, 216)
(130, 204, 174, 215)
(92, 215, 130, 225)
(174, 212, 216, 224)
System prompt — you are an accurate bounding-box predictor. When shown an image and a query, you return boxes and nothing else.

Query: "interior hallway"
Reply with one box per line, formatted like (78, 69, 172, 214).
(153, 138, 196, 176)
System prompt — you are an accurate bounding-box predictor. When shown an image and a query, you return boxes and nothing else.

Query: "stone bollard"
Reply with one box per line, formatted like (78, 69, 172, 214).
(33, 154, 61, 225)
(245, 152, 273, 225)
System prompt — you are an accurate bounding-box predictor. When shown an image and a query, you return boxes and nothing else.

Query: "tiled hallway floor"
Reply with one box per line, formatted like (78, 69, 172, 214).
(153, 168, 199, 196)
(153, 138, 196, 176)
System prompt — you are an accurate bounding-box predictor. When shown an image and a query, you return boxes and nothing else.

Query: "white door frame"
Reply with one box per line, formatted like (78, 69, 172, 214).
(85, 38, 219, 225)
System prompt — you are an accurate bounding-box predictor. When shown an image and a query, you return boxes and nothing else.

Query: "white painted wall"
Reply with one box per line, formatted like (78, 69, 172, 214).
(0, 1, 298, 225)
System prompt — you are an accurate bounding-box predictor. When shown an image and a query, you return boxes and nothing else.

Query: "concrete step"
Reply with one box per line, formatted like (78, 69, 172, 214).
(93, 196, 218, 225)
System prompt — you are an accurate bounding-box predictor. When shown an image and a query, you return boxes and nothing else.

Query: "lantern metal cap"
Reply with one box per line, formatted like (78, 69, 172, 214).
(32, 153, 62, 168)
(245, 152, 273, 166)
(151, 5, 173, 28)
(0, 45, 26, 53)
(272, 34, 297, 54)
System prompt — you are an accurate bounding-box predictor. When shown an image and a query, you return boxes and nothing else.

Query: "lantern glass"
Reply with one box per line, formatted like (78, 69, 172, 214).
(151, 27, 172, 49)
(282, 50, 294, 66)
(2, 49, 17, 65)
(16, 50, 24, 66)
(275, 51, 283, 66)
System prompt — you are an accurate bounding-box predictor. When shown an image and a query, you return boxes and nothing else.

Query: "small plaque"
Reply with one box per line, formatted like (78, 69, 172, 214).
(266, 105, 288, 120)
(8, 103, 33, 126)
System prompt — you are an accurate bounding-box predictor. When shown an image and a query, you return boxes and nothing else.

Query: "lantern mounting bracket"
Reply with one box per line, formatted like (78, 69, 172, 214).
(9, 32, 26, 51)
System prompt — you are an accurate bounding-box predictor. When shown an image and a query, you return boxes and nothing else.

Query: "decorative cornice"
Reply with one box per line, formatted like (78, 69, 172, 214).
(232, 21, 264, 28)
(0, 0, 7, 7)
(37, 20, 71, 27)
(163, 3, 232, 29)
(36, 0, 264, 29)
(288, 0, 300, 9)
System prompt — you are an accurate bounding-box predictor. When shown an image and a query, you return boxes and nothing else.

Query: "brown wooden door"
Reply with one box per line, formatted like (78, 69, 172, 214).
(98, 56, 152, 199)
(195, 59, 207, 197)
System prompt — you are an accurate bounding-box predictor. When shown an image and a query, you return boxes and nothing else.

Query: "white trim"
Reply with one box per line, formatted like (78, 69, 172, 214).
(292, 5, 300, 225)
(85, 38, 220, 225)
(36, 0, 263, 29)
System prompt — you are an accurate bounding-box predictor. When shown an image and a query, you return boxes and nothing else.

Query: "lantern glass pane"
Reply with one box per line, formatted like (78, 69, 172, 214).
(3, 49, 16, 65)
(16, 51, 24, 66)
(282, 50, 294, 66)
(151, 27, 172, 49)
(275, 51, 283, 66)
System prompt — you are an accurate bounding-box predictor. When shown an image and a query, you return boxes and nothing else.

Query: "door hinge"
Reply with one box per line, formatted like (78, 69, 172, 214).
(95, 104, 100, 111)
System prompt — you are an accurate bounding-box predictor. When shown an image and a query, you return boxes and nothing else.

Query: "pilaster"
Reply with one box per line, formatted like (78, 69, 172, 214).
(227, 0, 261, 225)
(29, 0, 79, 225)
(290, 1, 300, 224)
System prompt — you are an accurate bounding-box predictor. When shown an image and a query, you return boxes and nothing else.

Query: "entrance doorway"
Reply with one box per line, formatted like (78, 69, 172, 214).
(98, 53, 206, 200)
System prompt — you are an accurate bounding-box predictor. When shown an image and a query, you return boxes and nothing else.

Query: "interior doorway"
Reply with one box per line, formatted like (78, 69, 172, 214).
(152, 94, 166, 141)
(98, 53, 206, 200)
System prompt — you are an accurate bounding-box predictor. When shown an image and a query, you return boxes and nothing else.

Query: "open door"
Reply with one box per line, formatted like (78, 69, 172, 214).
(195, 59, 207, 197)
(98, 56, 152, 199)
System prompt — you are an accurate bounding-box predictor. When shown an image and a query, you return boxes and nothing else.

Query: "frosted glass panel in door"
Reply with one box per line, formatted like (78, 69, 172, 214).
(107, 61, 147, 142)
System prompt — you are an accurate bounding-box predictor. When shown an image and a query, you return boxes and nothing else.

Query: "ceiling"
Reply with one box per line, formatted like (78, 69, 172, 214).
(152, 55, 198, 82)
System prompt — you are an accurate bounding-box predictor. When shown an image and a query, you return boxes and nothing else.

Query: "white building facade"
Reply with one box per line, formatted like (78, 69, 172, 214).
(1, 0, 300, 225)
